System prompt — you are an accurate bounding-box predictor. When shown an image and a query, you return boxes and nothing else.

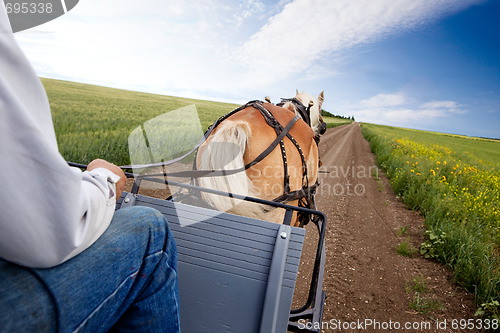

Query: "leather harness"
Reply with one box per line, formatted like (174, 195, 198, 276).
(195, 99, 320, 226)
(122, 99, 321, 226)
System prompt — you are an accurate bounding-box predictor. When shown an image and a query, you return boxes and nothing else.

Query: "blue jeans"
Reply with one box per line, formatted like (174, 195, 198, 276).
(0, 206, 180, 333)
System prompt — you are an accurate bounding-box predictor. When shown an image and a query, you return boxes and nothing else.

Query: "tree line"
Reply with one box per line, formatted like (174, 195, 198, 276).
(321, 109, 355, 121)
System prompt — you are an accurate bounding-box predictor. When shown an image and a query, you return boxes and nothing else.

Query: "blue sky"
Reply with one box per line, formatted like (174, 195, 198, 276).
(12, 0, 500, 138)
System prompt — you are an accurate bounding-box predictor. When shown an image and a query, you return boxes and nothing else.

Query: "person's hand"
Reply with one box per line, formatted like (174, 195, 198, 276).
(87, 159, 126, 199)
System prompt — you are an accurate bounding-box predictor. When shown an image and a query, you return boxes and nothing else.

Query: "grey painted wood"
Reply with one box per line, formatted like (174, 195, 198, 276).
(117, 193, 305, 333)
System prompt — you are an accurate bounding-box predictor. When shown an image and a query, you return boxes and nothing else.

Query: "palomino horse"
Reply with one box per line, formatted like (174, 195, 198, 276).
(196, 91, 326, 227)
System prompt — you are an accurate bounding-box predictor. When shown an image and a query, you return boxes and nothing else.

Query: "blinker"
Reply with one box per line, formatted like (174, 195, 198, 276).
(306, 100, 314, 113)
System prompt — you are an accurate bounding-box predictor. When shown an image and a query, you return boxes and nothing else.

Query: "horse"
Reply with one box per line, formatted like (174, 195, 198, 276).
(195, 91, 326, 227)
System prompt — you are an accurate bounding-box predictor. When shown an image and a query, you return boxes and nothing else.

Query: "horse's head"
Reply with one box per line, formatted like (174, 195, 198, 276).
(279, 90, 327, 139)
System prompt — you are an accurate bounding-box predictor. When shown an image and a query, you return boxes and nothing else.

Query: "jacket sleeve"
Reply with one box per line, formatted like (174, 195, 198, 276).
(0, 4, 121, 268)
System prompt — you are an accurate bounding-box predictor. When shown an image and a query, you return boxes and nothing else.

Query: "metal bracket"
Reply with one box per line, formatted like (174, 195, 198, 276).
(120, 192, 137, 208)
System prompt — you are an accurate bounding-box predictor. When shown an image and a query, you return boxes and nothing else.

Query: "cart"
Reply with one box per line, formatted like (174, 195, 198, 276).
(114, 174, 327, 333)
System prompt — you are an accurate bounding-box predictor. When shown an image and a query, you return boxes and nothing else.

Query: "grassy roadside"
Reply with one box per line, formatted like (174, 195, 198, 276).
(361, 123, 500, 319)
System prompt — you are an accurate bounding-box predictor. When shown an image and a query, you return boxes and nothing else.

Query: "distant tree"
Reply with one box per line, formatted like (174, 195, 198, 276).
(320, 109, 335, 118)
(321, 109, 352, 120)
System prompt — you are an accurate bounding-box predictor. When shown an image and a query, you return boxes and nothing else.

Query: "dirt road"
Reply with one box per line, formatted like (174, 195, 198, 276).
(298, 122, 478, 332)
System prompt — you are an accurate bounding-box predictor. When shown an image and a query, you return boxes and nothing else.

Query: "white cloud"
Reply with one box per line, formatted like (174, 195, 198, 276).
(238, 0, 266, 21)
(346, 92, 466, 126)
(14, 0, 273, 101)
(359, 93, 408, 108)
(12, 0, 480, 103)
(420, 100, 465, 114)
(237, 0, 480, 82)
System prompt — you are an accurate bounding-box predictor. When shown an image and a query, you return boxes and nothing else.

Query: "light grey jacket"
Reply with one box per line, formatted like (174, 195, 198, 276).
(0, 3, 120, 268)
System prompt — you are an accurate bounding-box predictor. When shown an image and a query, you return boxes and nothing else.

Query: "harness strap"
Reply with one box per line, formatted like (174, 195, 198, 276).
(244, 114, 300, 170)
(273, 180, 320, 228)
(250, 102, 291, 192)
(277, 98, 311, 127)
(251, 102, 309, 192)
(138, 113, 300, 179)
(173, 101, 313, 211)
(272, 180, 318, 204)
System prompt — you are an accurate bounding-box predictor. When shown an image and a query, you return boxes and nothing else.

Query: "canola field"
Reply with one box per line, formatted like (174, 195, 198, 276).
(362, 123, 499, 316)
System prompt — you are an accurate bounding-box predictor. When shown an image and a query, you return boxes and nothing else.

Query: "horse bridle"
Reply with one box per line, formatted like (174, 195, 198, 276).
(277, 97, 327, 144)
(277, 98, 313, 127)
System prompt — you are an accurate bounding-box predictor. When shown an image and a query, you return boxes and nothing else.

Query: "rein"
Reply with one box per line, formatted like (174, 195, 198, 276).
(76, 99, 321, 226)
(188, 100, 312, 203)
(121, 101, 300, 179)
(192, 99, 319, 226)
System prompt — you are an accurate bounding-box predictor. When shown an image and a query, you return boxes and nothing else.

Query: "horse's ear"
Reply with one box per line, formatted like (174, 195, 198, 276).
(318, 91, 324, 109)
(296, 89, 299, 96)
